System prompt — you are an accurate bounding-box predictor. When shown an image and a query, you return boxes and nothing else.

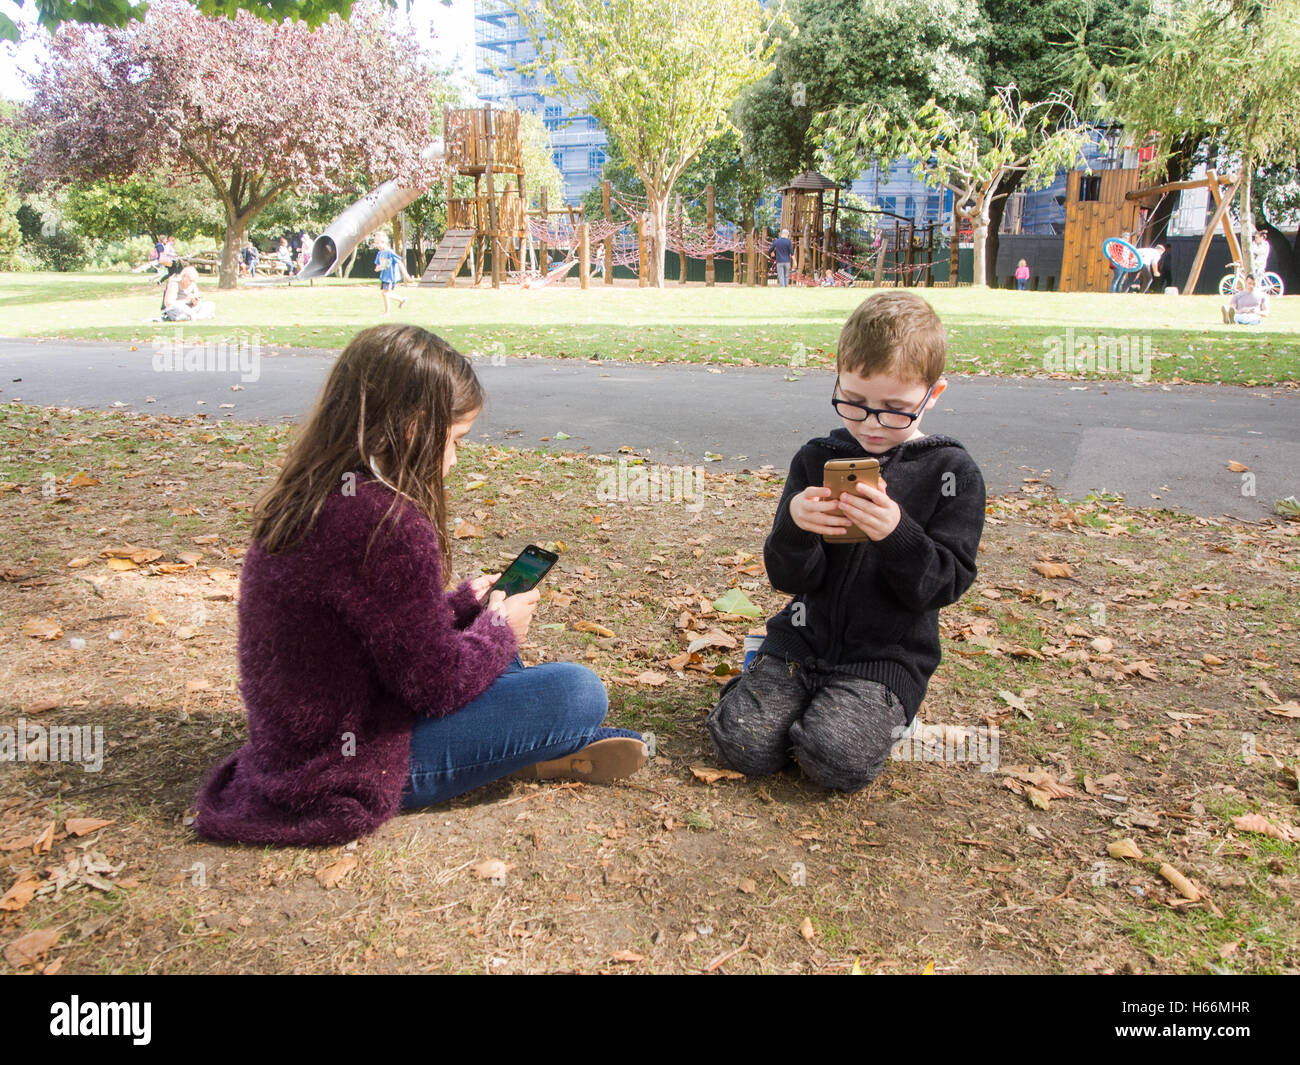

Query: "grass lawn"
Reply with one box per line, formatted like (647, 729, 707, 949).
(2, 402, 1298, 973)
(2, 271, 1298, 385)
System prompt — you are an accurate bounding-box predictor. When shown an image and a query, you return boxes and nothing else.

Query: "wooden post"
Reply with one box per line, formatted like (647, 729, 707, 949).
(578, 221, 590, 289)
(949, 210, 961, 287)
(637, 214, 648, 287)
(602, 180, 614, 286)
(705, 183, 715, 286)
(925, 222, 935, 287)
(1185, 171, 1242, 296)
(746, 230, 755, 286)
(538, 187, 549, 277)
(472, 174, 482, 285)
(485, 104, 501, 288)
(874, 236, 888, 287)
(676, 193, 687, 284)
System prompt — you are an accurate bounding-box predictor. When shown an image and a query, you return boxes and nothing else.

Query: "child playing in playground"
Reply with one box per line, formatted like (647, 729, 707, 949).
(1015, 259, 1030, 290)
(193, 324, 647, 846)
(373, 230, 414, 314)
(706, 292, 985, 792)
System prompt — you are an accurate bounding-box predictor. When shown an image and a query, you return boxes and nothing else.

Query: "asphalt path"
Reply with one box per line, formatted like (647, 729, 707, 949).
(2, 336, 1297, 521)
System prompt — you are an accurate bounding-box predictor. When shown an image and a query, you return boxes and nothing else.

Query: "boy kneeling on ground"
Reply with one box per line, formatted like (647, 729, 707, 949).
(707, 292, 986, 791)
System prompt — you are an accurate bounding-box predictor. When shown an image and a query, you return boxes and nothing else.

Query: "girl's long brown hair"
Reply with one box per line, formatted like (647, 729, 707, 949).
(252, 324, 484, 578)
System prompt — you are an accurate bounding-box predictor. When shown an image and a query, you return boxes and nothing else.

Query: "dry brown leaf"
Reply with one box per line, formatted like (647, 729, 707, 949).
(451, 522, 482, 540)
(21, 617, 62, 640)
(690, 765, 746, 784)
(1025, 786, 1052, 810)
(1266, 702, 1300, 719)
(799, 917, 816, 942)
(1226, 460, 1250, 473)
(32, 822, 55, 854)
(64, 818, 114, 838)
(1031, 561, 1073, 579)
(1107, 838, 1144, 861)
(1090, 636, 1114, 654)
(1201, 654, 1224, 666)
(315, 854, 358, 889)
(1231, 813, 1295, 842)
(686, 628, 738, 652)
(3, 928, 60, 967)
(1159, 863, 1200, 901)
(0, 871, 41, 912)
(65, 557, 91, 569)
(667, 651, 692, 671)
(738, 877, 757, 894)
(633, 671, 667, 687)
(104, 558, 138, 572)
(471, 858, 511, 881)
(609, 950, 644, 963)
(68, 472, 100, 487)
(573, 620, 616, 638)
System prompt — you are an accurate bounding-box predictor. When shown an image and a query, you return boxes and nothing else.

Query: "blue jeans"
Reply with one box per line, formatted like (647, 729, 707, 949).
(1109, 268, 1127, 293)
(776, 262, 790, 286)
(399, 656, 609, 808)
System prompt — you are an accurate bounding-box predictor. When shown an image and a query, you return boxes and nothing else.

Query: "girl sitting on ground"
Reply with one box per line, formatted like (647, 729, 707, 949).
(193, 324, 646, 846)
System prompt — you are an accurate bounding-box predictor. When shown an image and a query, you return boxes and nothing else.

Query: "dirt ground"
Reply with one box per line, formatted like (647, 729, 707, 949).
(1, 403, 1297, 974)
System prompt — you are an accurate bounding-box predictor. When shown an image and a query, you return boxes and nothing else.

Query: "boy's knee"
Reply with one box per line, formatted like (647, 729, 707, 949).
(791, 730, 890, 792)
(706, 674, 794, 777)
(791, 684, 906, 792)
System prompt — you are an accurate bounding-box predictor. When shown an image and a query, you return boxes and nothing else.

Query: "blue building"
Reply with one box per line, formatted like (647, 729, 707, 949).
(474, 0, 607, 203)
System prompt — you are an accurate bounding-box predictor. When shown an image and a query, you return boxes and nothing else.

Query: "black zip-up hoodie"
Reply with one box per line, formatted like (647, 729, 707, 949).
(760, 429, 986, 723)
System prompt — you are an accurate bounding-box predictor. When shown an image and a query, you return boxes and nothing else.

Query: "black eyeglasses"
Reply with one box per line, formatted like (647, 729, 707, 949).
(832, 378, 935, 429)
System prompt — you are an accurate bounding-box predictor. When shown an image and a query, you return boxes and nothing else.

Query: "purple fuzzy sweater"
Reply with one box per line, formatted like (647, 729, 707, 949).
(194, 477, 517, 846)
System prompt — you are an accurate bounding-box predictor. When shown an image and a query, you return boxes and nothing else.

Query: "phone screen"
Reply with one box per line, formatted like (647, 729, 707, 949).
(491, 546, 557, 599)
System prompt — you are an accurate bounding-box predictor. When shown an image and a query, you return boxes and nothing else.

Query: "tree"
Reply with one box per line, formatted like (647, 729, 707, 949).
(515, 0, 788, 287)
(21, 1, 440, 287)
(1081, 0, 1300, 283)
(821, 85, 1091, 286)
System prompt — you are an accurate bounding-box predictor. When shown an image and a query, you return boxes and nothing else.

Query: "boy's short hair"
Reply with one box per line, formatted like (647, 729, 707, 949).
(836, 291, 946, 385)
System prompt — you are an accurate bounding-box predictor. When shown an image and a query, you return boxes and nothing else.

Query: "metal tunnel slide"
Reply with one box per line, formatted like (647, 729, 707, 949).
(298, 141, 445, 281)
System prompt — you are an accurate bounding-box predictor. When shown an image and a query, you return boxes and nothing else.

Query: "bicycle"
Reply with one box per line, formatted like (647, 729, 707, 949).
(1219, 261, 1284, 297)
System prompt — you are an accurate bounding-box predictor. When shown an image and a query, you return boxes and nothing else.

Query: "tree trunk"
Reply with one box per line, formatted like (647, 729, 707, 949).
(219, 215, 246, 290)
(1239, 157, 1254, 270)
(970, 201, 991, 290)
(985, 171, 1023, 287)
(644, 189, 670, 288)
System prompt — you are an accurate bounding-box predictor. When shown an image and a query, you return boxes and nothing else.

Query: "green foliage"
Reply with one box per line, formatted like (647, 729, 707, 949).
(0, 190, 22, 268)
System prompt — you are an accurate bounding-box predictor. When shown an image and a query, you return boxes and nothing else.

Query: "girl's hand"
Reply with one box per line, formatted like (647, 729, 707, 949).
(835, 475, 901, 541)
(486, 587, 540, 641)
(790, 485, 851, 536)
(470, 573, 500, 601)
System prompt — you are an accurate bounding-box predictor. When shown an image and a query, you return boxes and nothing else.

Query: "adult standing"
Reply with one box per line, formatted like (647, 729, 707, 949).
(770, 228, 793, 286)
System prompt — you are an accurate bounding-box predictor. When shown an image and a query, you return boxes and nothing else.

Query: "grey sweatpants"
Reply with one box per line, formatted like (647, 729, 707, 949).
(706, 654, 907, 792)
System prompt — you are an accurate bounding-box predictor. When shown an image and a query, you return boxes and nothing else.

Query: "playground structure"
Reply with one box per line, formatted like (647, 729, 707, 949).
(300, 107, 946, 289)
(1058, 163, 1281, 296)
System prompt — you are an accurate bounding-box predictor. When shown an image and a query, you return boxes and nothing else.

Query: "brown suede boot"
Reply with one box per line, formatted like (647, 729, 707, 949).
(512, 737, 648, 785)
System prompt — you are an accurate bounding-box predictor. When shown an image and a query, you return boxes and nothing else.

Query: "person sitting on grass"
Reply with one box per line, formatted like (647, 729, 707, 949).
(373, 230, 415, 314)
(161, 266, 215, 321)
(706, 291, 986, 793)
(193, 324, 647, 847)
(1222, 273, 1270, 325)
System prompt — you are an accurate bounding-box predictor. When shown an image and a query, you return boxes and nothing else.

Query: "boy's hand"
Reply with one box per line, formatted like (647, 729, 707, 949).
(835, 475, 901, 541)
(790, 486, 852, 536)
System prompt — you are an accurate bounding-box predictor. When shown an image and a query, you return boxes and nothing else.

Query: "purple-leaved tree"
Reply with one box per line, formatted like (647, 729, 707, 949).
(22, 0, 440, 287)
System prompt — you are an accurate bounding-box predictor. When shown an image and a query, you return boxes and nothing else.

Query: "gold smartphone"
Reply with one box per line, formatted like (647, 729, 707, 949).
(822, 458, 879, 543)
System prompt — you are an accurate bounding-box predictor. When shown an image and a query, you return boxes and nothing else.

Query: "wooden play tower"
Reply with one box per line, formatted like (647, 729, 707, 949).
(422, 105, 528, 287)
(778, 171, 841, 281)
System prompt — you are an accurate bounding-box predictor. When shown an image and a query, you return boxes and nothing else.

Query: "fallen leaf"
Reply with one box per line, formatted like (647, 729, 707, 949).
(0, 872, 41, 912)
(315, 854, 358, 888)
(1025, 786, 1052, 810)
(633, 671, 667, 687)
(609, 950, 644, 963)
(1107, 838, 1144, 860)
(21, 617, 62, 640)
(738, 877, 757, 894)
(1231, 813, 1295, 842)
(472, 858, 511, 881)
(32, 822, 55, 854)
(1226, 460, 1249, 473)
(799, 917, 816, 942)
(1031, 561, 1073, 579)
(452, 522, 482, 539)
(64, 818, 114, 838)
(690, 765, 746, 784)
(711, 588, 762, 618)
(687, 628, 738, 653)
(68, 472, 100, 487)
(1090, 636, 1114, 654)
(1159, 863, 1200, 901)
(573, 620, 615, 638)
(3, 928, 60, 967)
(104, 558, 138, 572)
(1266, 702, 1300, 719)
